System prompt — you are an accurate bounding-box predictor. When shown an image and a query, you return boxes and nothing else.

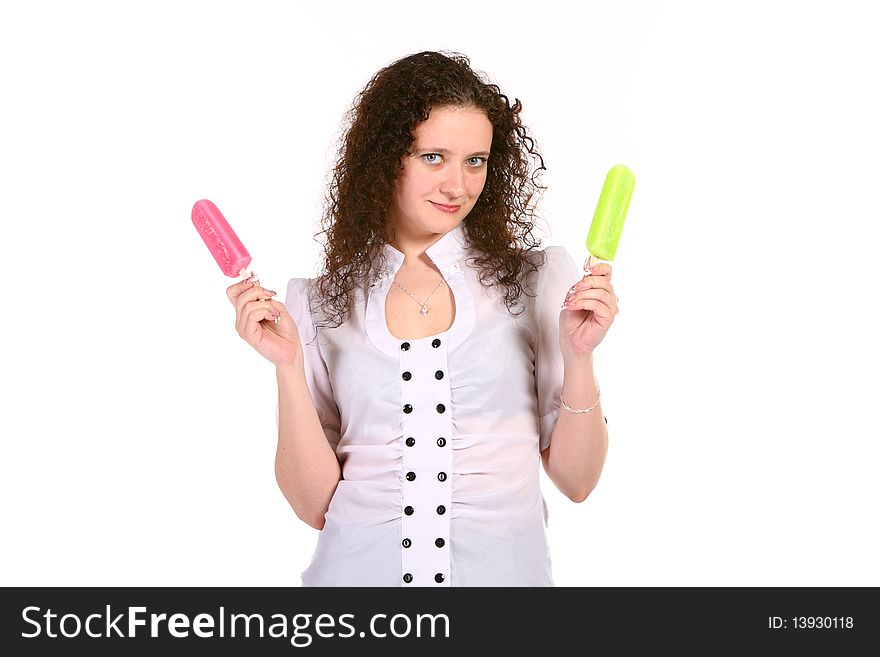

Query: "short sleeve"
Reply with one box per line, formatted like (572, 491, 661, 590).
(274, 277, 342, 452)
(534, 246, 582, 452)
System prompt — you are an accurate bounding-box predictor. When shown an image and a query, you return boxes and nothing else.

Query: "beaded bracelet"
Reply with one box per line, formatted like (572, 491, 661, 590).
(560, 389, 601, 414)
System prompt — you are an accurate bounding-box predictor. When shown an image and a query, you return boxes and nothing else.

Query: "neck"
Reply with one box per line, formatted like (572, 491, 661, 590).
(388, 231, 446, 269)
(394, 249, 434, 271)
(383, 221, 464, 274)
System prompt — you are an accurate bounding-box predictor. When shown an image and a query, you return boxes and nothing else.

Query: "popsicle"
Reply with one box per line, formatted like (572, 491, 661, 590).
(586, 164, 635, 267)
(191, 199, 252, 278)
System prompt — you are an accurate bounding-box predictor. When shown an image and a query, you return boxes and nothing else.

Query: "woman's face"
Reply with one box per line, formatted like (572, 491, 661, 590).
(388, 105, 493, 243)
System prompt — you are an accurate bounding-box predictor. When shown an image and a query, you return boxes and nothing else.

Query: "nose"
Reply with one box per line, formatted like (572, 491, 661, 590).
(439, 164, 466, 199)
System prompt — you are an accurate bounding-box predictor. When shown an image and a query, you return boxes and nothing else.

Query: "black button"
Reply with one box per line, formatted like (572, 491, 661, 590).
(434, 573, 444, 583)
(436, 403, 446, 413)
(402, 371, 412, 381)
(402, 538, 412, 548)
(405, 437, 415, 447)
(406, 471, 416, 481)
(436, 505, 446, 515)
(404, 506, 414, 516)
(437, 472, 447, 482)
(403, 573, 413, 583)
(432, 339, 441, 348)
(401, 342, 411, 351)
(435, 538, 445, 548)
(435, 370, 444, 380)
(403, 404, 413, 414)
(437, 437, 446, 447)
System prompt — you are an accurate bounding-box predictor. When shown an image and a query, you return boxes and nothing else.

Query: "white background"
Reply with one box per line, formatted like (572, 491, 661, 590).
(2, 0, 878, 586)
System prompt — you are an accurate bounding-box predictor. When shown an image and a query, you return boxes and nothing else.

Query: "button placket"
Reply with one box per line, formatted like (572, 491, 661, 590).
(399, 337, 453, 586)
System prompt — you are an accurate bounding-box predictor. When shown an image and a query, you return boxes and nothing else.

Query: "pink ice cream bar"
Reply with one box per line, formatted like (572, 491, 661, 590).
(191, 199, 251, 278)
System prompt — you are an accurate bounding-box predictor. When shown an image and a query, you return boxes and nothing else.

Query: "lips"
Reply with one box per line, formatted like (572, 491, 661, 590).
(430, 202, 462, 213)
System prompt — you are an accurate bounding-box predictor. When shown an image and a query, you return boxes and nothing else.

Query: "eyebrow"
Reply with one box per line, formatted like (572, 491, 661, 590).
(416, 147, 491, 157)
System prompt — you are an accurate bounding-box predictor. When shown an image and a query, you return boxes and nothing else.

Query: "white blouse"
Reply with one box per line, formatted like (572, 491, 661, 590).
(280, 224, 583, 586)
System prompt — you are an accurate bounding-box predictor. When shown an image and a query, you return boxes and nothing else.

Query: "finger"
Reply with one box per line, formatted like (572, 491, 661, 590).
(581, 287, 614, 299)
(563, 297, 616, 317)
(266, 299, 291, 325)
(565, 289, 618, 311)
(242, 305, 279, 341)
(226, 273, 256, 304)
(587, 263, 612, 277)
(567, 288, 614, 304)
(239, 299, 279, 336)
(567, 275, 598, 295)
(235, 284, 278, 317)
(573, 276, 612, 293)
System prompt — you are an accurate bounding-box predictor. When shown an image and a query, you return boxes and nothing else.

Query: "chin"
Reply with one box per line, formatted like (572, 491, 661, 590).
(420, 218, 460, 233)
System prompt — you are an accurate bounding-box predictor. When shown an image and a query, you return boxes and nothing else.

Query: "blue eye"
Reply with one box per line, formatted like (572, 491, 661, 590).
(419, 153, 487, 167)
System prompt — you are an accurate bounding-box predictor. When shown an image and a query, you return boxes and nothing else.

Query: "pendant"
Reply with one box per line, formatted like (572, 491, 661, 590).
(420, 306, 429, 316)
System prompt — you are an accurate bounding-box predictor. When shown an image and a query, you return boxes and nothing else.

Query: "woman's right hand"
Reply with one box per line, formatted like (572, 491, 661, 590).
(227, 274, 301, 368)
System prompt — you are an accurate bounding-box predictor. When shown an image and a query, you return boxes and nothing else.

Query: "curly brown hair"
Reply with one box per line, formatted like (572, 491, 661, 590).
(308, 50, 549, 335)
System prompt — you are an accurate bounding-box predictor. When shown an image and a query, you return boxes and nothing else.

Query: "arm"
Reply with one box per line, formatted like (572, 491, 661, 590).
(275, 355, 342, 530)
(541, 353, 608, 502)
(532, 248, 615, 503)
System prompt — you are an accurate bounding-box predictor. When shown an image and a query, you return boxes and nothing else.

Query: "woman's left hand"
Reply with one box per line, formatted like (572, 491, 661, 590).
(559, 262, 619, 360)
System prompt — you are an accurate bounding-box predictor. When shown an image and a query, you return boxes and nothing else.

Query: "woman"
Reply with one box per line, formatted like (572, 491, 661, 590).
(227, 51, 616, 586)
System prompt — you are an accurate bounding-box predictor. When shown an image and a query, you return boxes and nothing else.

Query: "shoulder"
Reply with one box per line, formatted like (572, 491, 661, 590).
(520, 244, 578, 268)
(284, 277, 322, 326)
(541, 245, 579, 271)
(285, 276, 314, 295)
(284, 277, 315, 308)
(284, 277, 325, 346)
(522, 245, 581, 288)
(529, 246, 581, 320)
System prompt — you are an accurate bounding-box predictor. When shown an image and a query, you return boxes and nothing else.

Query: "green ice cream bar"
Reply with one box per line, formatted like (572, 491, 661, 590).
(586, 164, 635, 261)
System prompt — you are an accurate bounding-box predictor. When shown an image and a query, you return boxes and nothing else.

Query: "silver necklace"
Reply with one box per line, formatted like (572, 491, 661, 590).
(392, 276, 446, 316)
